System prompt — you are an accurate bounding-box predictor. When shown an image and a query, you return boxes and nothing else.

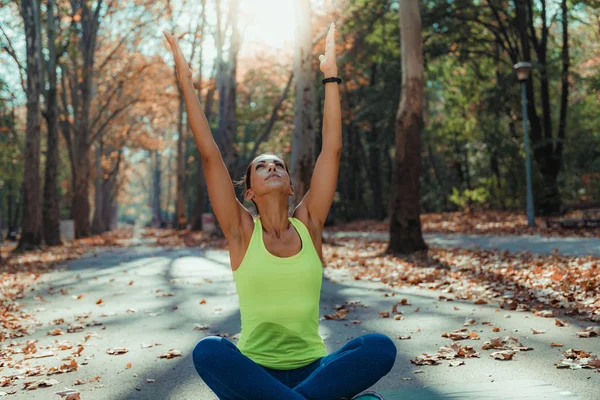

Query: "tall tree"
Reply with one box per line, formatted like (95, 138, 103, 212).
(42, 0, 63, 246)
(17, 0, 43, 250)
(291, 0, 316, 204)
(514, 0, 570, 215)
(388, 0, 427, 254)
(214, 0, 240, 176)
(59, 0, 103, 238)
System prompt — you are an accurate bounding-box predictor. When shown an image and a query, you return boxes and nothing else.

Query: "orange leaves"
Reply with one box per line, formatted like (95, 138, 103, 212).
(323, 301, 366, 321)
(322, 234, 600, 324)
(23, 378, 60, 390)
(555, 349, 600, 369)
(441, 328, 480, 341)
(534, 310, 557, 318)
(490, 350, 516, 360)
(158, 349, 182, 359)
(56, 389, 81, 399)
(482, 336, 533, 352)
(106, 347, 129, 355)
(411, 343, 479, 366)
(576, 326, 600, 337)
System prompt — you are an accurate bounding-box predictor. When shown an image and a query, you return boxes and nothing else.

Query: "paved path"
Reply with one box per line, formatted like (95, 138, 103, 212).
(2, 238, 599, 399)
(324, 231, 600, 257)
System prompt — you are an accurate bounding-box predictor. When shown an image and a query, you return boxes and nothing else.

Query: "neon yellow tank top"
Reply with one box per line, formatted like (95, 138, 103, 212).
(232, 216, 327, 370)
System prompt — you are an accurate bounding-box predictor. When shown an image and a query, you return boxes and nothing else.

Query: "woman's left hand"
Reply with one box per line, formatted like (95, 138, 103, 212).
(319, 23, 338, 77)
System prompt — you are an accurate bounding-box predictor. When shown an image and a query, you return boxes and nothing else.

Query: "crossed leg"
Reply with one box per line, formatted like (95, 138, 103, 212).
(192, 333, 396, 400)
(192, 336, 308, 400)
(292, 333, 397, 400)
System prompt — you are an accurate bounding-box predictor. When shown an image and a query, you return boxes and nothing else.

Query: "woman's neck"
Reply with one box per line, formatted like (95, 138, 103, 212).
(256, 197, 290, 239)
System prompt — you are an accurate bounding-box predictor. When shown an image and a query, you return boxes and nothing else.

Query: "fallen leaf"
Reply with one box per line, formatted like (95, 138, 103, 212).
(449, 360, 465, 367)
(23, 378, 60, 390)
(534, 310, 556, 318)
(158, 349, 182, 359)
(490, 350, 516, 360)
(56, 389, 81, 400)
(576, 326, 600, 338)
(107, 347, 129, 355)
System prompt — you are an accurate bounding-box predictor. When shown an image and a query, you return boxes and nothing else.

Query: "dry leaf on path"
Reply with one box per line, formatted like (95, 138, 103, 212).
(107, 347, 129, 355)
(56, 389, 80, 399)
(158, 349, 182, 359)
(23, 378, 60, 390)
(576, 326, 600, 337)
(490, 350, 516, 360)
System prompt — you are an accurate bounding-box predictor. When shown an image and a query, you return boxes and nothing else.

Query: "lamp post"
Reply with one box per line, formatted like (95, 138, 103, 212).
(514, 62, 535, 227)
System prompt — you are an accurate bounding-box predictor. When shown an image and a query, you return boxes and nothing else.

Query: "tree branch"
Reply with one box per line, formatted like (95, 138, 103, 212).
(247, 71, 294, 163)
(89, 98, 144, 144)
(0, 25, 25, 91)
(96, 18, 155, 73)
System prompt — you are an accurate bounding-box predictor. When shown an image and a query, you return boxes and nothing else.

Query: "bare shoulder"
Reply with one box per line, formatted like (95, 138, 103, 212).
(293, 204, 324, 259)
(228, 202, 256, 271)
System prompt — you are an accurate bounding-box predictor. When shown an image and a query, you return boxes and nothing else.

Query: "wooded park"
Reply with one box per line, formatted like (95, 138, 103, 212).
(0, 0, 599, 399)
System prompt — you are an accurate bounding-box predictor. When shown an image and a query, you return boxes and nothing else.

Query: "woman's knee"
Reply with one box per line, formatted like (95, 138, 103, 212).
(365, 333, 397, 369)
(192, 336, 229, 368)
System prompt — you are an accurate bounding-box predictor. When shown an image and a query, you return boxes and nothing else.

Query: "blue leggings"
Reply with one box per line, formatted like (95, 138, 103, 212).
(192, 333, 397, 400)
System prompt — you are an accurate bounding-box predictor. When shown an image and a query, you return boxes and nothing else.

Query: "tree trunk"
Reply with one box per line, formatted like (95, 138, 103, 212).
(367, 63, 384, 220)
(42, 0, 62, 246)
(152, 150, 163, 227)
(515, 0, 567, 216)
(291, 0, 316, 204)
(18, 0, 43, 251)
(91, 141, 106, 234)
(174, 81, 186, 229)
(59, 0, 101, 239)
(387, 0, 427, 255)
(215, 0, 239, 175)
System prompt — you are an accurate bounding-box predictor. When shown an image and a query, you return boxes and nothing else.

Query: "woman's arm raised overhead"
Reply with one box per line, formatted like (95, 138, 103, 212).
(297, 23, 342, 229)
(163, 32, 249, 242)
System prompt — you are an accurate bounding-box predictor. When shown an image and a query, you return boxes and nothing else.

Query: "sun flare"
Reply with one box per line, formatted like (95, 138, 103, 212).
(238, 0, 296, 51)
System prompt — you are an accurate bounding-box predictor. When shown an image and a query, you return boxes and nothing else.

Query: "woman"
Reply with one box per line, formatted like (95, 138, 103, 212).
(163, 23, 396, 400)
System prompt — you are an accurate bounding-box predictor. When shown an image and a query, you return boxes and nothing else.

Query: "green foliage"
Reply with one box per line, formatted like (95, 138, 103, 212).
(449, 186, 489, 211)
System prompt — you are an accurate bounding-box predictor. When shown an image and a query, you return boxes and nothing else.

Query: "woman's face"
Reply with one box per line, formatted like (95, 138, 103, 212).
(247, 155, 293, 198)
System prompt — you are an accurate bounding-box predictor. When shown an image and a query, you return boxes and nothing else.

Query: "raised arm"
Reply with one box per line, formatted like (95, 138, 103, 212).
(297, 23, 342, 228)
(163, 32, 249, 241)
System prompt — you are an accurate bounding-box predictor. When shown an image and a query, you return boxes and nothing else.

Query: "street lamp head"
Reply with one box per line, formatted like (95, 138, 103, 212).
(514, 62, 533, 82)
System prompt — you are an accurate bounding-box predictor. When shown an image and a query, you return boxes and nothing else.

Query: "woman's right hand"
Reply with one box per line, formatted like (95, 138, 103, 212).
(163, 31, 192, 81)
